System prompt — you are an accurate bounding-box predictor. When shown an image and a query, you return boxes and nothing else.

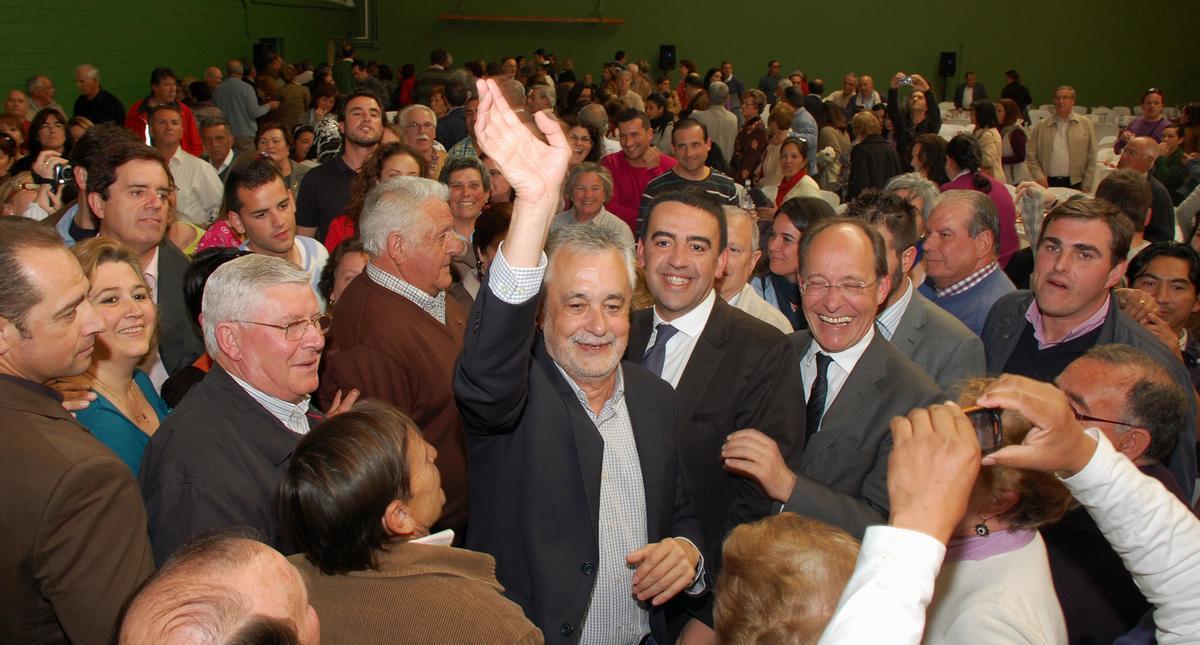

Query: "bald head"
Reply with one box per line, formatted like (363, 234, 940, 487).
(225, 60, 244, 77)
(205, 66, 224, 88)
(119, 535, 318, 645)
(1118, 136, 1160, 174)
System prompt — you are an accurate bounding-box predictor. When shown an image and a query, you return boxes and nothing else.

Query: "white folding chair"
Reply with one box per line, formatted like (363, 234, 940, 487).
(1072, 106, 1088, 115)
(1097, 148, 1118, 165)
(1164, 106, 1179, 119)
(820, 190, 841, 210)
(1111, 106, 1133, 117)
(1091, 107, 1113, 124)
(1133, 106, 1144, 116)
(1097, 135, 1117, 150)
(1118, 115, 1134, 127)
(1094, 123, 1119, 140)
(1027, 109, 1049, 127)
(1048, 187, 1082, 202)
(938, 101, 955, 114)
(1039, 104, 1054, 113)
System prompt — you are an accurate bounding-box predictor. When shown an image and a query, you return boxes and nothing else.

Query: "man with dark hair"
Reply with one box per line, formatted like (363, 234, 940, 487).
(952, 71, 988, 111)
(225, 159, 329, 295)
(691, 81, 737, 164)
(436, 80, 469, 149)
(757, 60, 782, 103)
(118, 531, 318, 644)
(350, 59, 391, 109)
(414, 48, 453, 106)
(1047, 344, 1193, 643)
(784, 85, 819, 174)
(201, 117, 240, 181)
(0, 218, 154, 645)
(1001, 69, 1033, 123)
(149, 103, 222, 226)
(124, 66, 205, 156)
(601, 108, 677, 232)
(1117, 136, 1177, 243)
(639, 119, 739, 235)
(87, 140, 205, 384)
(1126, 241, 1200, 389)
(628, 187, 802, 636)
(296, 89, 383, 241)
(848, 190, 985, 390)
(724, 217, 942, 539)
(213, 60, 278, 153)
(983, 197, 1198, 498)
(1096, 167, 1154, 257)
(73, 63, 125, 125)
(49, 122, 139, 244)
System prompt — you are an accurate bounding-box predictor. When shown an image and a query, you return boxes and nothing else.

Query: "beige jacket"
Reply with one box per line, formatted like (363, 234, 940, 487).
(1027, 112, 1097, 190)
(975, 127, 1005, 180)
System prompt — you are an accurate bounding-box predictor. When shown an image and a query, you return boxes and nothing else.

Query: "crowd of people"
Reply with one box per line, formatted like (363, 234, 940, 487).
(2, 43, 1200, 645)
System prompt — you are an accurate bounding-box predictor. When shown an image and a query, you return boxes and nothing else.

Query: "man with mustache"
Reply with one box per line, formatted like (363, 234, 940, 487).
(0, 218, 154, 645)
(982, 197, 1198, 499)
(296, 88, 384, 242)
(318, 175, 471, 537)
(456, 78, 706, 645)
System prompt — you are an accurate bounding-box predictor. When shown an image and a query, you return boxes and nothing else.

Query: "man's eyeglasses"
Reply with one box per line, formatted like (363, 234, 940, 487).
(799, 278, 877, 297)
(1072, 408, 1131, 428)
(233, 313, 333, 341)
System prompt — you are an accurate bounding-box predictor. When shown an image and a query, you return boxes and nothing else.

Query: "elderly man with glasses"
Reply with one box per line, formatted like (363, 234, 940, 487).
(139, 254, 356, 564)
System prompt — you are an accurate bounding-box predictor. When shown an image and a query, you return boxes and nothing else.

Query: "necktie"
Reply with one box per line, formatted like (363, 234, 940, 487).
(641, 323, 679, 378)
(806, 353, 833, 442)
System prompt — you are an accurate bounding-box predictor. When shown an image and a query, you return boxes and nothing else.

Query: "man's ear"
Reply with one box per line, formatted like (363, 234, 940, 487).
(381, 499, 417, 539)
(72, 165, 88, 190)
(974, 231, 996, 260)
(900, 245, 918, 275)
(1117, 428, 1152, 463)
(636, 239, 646, 269)
(86, 191, 106, 222)
(227, 211, 245, 236)
(214, 322, 242, 361)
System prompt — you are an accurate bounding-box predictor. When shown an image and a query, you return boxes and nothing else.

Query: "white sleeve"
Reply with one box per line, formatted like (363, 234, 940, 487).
(487, 242, 547, 305)
(818, 525, 946, 645)
(1061, 429, 1200, 644)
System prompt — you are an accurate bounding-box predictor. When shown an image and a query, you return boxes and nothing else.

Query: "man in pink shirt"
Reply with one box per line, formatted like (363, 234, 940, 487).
(601, 108, 676, 234)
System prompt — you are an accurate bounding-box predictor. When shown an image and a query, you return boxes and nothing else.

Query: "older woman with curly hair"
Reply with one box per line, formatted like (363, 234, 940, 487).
(322, 142, 427, 252)
(921, 377, 1073, 644)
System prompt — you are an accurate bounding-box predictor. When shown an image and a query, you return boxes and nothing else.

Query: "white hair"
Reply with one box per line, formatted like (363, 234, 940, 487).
(545, 224, 636, 289)
(707, 81, 729, 103)
(77, 64, 99, 81)
(398, 104, 436, 128)
(358, 176, 449, 257)
(884, 172, 939, 221)
(724, 206, 760, 254)
(202, 255, 312, 357)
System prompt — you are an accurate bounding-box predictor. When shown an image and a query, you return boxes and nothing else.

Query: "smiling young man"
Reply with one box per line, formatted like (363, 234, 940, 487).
(638, 119, 739, 238)
(225, 159, 328, 299)
(722, 218, 942, 540)
(982, 197, 1198, 499)
(296, 89, 383, 241)
(1127, 242, 1200, 388)
(601, 108, 677, 233)
(626, 187, 802, 637)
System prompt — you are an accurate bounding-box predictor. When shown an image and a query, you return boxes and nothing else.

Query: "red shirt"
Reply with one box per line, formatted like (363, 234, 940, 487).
(124, 99, 204, 157)
(323, 214, 356, 253)
(600, 150, 677, 231)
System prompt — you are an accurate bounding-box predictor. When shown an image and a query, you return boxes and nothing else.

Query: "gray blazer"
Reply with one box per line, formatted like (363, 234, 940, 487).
(784, 331, 943, 538)
(890, 289, 986, 393)
(982, 290, 1198, 499)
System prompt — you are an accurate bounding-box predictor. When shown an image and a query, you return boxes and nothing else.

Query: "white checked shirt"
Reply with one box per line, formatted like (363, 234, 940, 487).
(227, 371, 313, 435)
(934, 261, 999, 299)
(366, 263, 447, 323)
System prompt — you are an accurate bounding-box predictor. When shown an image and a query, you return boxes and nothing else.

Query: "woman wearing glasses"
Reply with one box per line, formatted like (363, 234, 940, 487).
(921, 378, 1071, 644)
(68, 238, 171, 475)
(9, 108, 70, 175)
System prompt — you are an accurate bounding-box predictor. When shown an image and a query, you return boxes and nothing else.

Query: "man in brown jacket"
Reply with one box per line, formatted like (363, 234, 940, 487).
(0, 218, 155, 644)
(319, 176, 471, 535)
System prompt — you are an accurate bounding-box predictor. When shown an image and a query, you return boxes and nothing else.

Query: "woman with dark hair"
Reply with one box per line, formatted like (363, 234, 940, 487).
(256, 121, 309, 194)
(471, 204, 512, 284)
(677, 59, 697, 109)
(971, 99, 1005, 179)
(279, 401, 541, 644)
(942, 134, 1020, 266)
(309, 88, 344, 164)
(757, 103, 795, 188)
(763, 137, 821, 207)
(397, 63, 416, 107)
(887, 73, 941, 171)
(291, 124, 316, 164)
(566, 82, 597, 114)
(0, 132, 16, 179)
(750, 196, 837, 329)
(318, 238, 369, 307)
(10, 108, 70, 175)
(996, 98, 1028, 184)
(911, 133, 951, 185)
(323, 142, 427, 252)
(847, 111, 902, 199)
(1117, 88, 1170, 153)
(920, 378, 1071, 644)
(646, 93, 676, 154)
(563, 116, 603, 173)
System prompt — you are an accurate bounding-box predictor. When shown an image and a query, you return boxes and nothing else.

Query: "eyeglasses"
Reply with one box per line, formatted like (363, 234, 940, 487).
(799, 278, 877, 297)
(39, 122, 65, 131)
(1072, 408, 1131, 428)
(961, 405, 1005, 454)
(233, 313, 333, 341)
(404, 122, 435, 131)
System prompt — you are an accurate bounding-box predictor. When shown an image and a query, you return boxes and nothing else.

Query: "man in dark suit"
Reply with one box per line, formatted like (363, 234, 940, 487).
(141, 255, 352, 564)
(627, 188, 803, 637)
(982, 197, 1197, 499)
(455, 78, 705, 644)
(0, 219, 154, 645)
(847, 190, 985, 391)
(953, 71, 988, 110)
(87, 139, 205, 384)
(723, 218, 943, 538)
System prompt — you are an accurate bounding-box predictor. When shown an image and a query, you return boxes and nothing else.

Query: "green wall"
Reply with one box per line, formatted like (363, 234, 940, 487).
(362, 0, 1198, 110)
(0, 0, 352, 110)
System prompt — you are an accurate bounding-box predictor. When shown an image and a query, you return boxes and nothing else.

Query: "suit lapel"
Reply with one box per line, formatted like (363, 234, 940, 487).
(627, 308, 654, 363)
(674, 300, 728, 421)
(889, 292, 929, 355)
(800, 334, 889, 466)
(625, 368, 666, 535)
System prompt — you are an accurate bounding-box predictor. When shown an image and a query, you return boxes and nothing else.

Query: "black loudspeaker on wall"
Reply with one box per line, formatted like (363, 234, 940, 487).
(659, 45, 676, 71)
(939, 51, 957, 77)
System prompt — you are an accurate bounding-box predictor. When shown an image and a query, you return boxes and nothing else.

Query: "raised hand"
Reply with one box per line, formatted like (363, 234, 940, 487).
(976, 374, 1096, 475)
(887, 403, 980, 544)
(473, 77, 570, 211)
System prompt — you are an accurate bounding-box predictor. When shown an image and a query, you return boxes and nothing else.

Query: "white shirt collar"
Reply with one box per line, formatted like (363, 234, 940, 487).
(803, 325, 875, 375)
(876, 279, 914, 340)
(143, 246, 161, 302)
(651, 288, 717, 339)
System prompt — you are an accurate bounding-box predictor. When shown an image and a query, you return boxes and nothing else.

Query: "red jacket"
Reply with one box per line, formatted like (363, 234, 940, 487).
(124, 99, 204, 157)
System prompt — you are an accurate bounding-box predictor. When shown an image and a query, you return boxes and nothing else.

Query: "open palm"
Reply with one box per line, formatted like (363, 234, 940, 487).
(473, 77, 571, 209)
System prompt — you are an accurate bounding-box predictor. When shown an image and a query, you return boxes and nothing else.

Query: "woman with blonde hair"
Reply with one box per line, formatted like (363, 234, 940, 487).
(71, 237, 170, 475)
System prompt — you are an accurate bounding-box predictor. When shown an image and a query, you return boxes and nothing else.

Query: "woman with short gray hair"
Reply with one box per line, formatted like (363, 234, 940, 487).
(549, 162, 634, 251)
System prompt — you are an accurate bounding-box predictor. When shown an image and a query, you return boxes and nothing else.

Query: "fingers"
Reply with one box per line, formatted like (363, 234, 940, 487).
(533, 109, 568, 151)
(340, 388, 361, 409)
(630, 541, 691, 605)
